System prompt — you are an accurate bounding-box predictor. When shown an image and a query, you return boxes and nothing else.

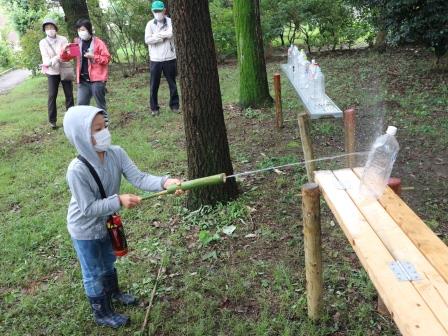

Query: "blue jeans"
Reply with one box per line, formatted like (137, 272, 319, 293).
(77, 81, 109, 121)
(72, 236, 116, 297)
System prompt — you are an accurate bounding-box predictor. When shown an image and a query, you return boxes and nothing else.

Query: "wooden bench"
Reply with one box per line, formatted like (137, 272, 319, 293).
(302, 168, 448, 336)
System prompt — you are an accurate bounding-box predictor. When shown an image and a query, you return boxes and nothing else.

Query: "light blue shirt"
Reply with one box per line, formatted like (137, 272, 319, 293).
(64, 106, 167, 240)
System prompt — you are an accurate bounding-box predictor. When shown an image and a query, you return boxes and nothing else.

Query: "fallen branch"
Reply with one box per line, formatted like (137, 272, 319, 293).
(140, 262, 165, 334)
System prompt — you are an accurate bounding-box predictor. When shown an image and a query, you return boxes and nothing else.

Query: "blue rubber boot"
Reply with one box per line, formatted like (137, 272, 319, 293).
(103, 268, 138, 306)
(88, 294, 129, 328)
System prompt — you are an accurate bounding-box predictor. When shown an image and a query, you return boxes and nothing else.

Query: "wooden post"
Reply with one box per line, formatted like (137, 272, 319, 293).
(377, 177, 402, 315)
(343, 108, 356, 168)
(298, 114, 316, 182)
(274, 73, 283, 129)
(302, 183, 322, 321)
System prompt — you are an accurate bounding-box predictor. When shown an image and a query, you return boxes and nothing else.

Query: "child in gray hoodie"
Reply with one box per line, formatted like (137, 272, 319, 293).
(63, 105, 181, 328)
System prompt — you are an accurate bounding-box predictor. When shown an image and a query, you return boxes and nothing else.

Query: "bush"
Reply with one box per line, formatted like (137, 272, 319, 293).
(210, 0, 237, 60)
(19, 22, 44, 74)
(0, 40, 14, 68)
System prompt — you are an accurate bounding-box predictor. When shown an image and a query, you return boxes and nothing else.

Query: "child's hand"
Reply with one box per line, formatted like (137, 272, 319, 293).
(119, 194, 141, 208)
(164, 178, 184, 196)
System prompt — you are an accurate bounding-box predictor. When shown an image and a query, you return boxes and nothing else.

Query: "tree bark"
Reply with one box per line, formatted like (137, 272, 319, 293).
(374, 30, 387, 51)
(233, 0, 273, 108)
(169, 0, 239, 209)
(59, 0, 90, 41)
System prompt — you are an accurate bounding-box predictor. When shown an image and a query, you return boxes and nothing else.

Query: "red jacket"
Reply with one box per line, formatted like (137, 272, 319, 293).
(60, 36, 111, 83)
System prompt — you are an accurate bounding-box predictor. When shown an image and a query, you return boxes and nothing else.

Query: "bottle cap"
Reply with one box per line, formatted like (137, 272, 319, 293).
(386, 126, 397, 136)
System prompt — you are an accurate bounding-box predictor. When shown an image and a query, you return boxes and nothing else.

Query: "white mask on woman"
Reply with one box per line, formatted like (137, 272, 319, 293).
(78, 30, 91, 41)
(46, 29, 56, 38)
(93, 128, 111, 152)
(153, 12, 165, 22)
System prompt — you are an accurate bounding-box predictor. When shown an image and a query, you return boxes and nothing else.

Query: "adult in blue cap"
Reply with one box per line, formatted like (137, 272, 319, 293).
(144, 1, 180, 116)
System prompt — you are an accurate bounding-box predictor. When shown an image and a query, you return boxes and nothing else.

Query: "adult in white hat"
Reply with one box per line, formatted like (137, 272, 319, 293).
(38, 18, 74, 129)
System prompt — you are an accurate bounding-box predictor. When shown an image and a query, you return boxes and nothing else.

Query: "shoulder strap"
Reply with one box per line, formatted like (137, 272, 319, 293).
(77, 155, 107, 199)
(45, 39, 57, 57)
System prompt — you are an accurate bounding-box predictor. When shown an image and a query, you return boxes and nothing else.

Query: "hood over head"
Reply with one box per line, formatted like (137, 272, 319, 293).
(63, 105, 106, 167)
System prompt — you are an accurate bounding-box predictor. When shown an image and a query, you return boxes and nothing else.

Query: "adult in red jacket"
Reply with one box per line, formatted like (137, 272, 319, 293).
(61, 18, 111, 123)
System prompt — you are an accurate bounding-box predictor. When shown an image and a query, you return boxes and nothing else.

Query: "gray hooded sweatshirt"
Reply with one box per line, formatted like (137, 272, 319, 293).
(63, 106, 168, 240)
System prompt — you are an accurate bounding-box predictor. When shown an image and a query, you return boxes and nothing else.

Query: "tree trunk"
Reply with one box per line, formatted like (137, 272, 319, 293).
(374, 30, 387, 51)
(169, 0, 239, 209)
(233, 0, 273, 108)
(59, 0, 90, 41)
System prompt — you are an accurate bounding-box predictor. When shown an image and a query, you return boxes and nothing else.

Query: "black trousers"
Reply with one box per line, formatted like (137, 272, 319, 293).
(149, 59, 179, 112)
(47, 74, 74, 123)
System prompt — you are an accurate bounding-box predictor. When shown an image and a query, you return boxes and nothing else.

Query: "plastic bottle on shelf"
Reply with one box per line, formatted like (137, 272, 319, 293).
(299, 59, 310, 90)
(311, 65, 326, 106)
(359, 126, 400, 200)
(287, 45, 293, 67)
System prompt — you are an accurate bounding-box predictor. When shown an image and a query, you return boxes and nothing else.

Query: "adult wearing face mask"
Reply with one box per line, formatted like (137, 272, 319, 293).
(60, 18, 111, 123)
(145, 1, 179, 116)
(39, 18, 74, 129)
(63, 105, 182, 328)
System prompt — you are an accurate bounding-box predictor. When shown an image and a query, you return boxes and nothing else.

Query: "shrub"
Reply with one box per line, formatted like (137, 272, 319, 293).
(0, 40, 14, 68)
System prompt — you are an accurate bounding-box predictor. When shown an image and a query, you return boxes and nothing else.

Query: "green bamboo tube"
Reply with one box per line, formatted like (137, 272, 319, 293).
(141, 173, 226, 200)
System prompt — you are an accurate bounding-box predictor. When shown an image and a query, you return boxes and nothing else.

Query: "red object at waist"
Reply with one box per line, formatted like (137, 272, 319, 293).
(68, 43, 80, 57)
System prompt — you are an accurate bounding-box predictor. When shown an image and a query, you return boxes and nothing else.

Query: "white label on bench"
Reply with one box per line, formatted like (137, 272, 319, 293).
(389, 260, 422, 281)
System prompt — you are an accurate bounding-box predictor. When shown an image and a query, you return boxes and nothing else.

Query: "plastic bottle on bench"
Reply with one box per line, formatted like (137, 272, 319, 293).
(359, 126, 400, 200)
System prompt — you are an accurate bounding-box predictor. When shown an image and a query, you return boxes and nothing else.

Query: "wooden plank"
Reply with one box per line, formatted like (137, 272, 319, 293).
(315, 170, 447, 336)
(333, 169, 448, 332)
(353, 167, 448, 284)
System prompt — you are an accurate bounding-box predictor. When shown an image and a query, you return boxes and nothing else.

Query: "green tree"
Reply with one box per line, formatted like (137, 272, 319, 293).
(97, 0, 149, 74)
(348, 0, 388, 49)
(209, 0, 236, 60)
(233, 0, 272, 108)
(385, 0, 448, 62)
(0, 40, 14, 68)
(58, 0, 90, 40)
(18, 24, 41, 73)
(4, 0, 46, 36)
(169, 0, 239, 209)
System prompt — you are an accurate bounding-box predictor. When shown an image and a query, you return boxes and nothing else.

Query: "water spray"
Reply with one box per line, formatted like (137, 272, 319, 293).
(141, 152, 368, 200)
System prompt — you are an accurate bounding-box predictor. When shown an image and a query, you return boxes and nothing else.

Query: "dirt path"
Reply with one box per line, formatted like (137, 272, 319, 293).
(0, 69, 32, 94)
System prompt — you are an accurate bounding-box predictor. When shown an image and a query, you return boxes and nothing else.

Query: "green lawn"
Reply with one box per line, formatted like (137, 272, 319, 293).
(0, 47, 447, 335)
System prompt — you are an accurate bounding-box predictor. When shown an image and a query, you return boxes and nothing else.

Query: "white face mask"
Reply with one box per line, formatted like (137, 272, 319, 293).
(153, 12, 165, 21)
(93, 128, 111, 152)
(78, 30, 91, 41)
(46, 29, 56, 38)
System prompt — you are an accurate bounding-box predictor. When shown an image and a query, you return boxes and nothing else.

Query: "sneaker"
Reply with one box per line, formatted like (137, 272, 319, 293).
(151, 110, 160, 117)
(50, 122, 57, 129)
(171, 107, 180, 113)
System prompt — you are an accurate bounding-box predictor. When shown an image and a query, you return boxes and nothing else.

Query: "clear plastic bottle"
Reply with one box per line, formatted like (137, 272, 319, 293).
(311, 65, 325, 105)
(299, 60, 310, 90)
(292, 46, 299, 79)
(359, 126, 400, 199)
(287, 45, 293, 67)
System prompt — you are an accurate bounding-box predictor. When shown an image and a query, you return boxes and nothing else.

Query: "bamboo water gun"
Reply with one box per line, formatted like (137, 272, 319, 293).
(141, 173, 227, 200)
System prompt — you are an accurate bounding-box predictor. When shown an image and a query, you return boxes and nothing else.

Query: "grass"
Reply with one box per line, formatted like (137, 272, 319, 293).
(1, 46, 447, 335)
